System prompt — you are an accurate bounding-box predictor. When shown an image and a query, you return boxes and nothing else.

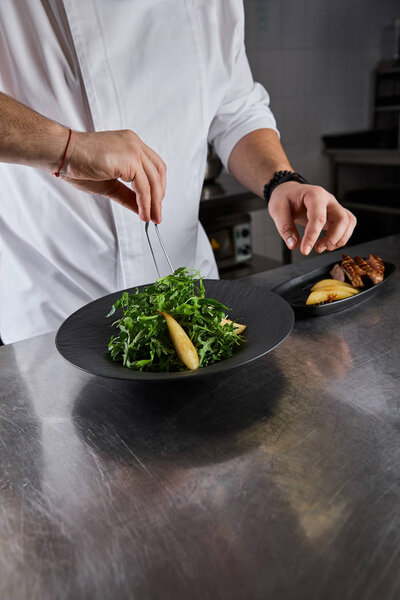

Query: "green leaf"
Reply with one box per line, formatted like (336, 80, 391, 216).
(106, 267, 244, 372)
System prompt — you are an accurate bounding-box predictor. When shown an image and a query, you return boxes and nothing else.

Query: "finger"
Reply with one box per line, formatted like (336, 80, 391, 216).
(144, 146, 167, 196)
(141, 152, 163, 224)
(61, 176, 139, 213)
(301, 200, 328, 255)
(130, 165, 151, 221)
(268, 199, 300, 250)
(315, 203, 349, 253)
(331, 210, 357, 250)
(104, 180, 139, 212)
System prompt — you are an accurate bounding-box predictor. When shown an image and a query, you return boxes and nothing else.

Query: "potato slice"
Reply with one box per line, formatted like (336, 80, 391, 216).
(311, 284, 359, 297)
(335, 285, 358, 294)
(311, 279, 357, 292)
(160, 312, 199, 370)
(306, 288, 357, 305)
(220, 318, 247, 335)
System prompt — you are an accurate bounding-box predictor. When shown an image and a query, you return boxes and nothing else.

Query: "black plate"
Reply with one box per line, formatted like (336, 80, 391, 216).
(55, 280, 294, 381)
(273, 260, 395, 317)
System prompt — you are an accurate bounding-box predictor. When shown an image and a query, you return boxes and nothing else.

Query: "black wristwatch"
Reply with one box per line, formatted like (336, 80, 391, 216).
(263, 170, 309, 205)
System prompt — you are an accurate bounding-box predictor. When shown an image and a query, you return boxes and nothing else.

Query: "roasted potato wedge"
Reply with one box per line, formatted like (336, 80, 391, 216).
(330, 286, 359, 296)
(220, 318, 247, 335)
(306, 288, 358, 305)
(160, 312, 199, 370)
(311, 279, 358, 292)
(310, 284, 359, 297)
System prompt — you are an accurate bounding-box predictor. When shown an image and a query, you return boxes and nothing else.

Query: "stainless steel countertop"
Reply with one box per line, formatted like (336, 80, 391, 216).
(1, 235, 399, 600)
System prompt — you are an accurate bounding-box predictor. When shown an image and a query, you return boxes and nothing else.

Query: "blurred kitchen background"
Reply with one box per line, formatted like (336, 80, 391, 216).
(200, 0, 400, 279)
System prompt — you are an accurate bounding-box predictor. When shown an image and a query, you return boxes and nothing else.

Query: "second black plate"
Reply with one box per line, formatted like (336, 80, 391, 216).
(273, 260, 395, 317)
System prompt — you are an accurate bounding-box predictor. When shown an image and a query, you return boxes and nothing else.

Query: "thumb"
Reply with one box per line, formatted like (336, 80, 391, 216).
(268, 200, 299, 250)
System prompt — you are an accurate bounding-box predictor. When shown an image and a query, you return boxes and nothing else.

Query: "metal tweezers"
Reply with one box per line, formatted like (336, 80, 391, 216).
(145, 221, 174, 278)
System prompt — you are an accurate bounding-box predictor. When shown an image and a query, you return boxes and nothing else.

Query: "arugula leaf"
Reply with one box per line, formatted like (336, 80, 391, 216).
(106, 268, 244, 372)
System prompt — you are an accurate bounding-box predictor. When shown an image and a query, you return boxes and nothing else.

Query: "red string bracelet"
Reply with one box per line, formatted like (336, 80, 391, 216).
(52, 128, 72, 177)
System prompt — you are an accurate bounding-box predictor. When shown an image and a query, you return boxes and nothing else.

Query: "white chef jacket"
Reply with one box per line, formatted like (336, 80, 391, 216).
(0, 0, 277, 344)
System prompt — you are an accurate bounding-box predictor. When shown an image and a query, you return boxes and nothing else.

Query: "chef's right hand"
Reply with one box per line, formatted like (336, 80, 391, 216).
(60, 129, 167, 223)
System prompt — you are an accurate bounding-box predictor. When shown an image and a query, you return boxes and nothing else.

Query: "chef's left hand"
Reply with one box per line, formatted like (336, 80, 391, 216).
(268, 181, 357, 255)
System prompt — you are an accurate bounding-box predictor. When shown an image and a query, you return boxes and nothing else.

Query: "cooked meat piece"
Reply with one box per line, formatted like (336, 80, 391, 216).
(368, 269, 384, 284)
(366, 254, 385, 283)
(354, 255, 382, 285)
(342, 253, 366, 278)
(353, 261, 367, 277)
(341, 254, 364, 288)
(330, 263, 346, 281)
(368, 254, 385, 272)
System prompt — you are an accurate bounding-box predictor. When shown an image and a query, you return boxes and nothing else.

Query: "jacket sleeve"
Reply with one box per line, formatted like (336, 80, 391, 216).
(208, 14, 278, 170)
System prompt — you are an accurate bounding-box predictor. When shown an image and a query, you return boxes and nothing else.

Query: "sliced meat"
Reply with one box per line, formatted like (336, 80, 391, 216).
(330, 263, 346, 281)
(368, 254, 385, 273)
(354, 255, 382, 285)
(343, 253, 366, 278)
(341, 254, 364, 288)
(366, 254, 385, 283)
(353, 261, 367, 277)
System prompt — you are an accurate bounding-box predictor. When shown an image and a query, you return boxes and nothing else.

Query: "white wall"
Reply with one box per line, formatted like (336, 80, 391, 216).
(244, 0, 400, 262)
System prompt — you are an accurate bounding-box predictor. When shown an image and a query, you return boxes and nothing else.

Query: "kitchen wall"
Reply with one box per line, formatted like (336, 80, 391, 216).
(244, 0, 400, 262)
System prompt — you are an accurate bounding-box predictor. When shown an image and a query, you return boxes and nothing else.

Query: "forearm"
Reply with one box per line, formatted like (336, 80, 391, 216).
(228, 128, 356, 255)
(227, 128, 293, 197)
(0, 92, 68, 172)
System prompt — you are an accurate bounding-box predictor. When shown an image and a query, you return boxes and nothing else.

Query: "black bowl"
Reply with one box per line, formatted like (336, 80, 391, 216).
(55, 280, 294, 381)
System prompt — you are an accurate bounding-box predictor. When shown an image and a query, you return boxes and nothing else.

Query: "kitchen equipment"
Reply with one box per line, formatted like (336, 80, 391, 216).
(202, 213, 252, 270)
(322, 129, 398, 149)
(55, 280, 294, 381)
(341, 186, 400, 244)
(273, 259, 395, 317)
(144, 221, 174, 278)
(382, 18, 400, 62)
(204, 144, 223, 182)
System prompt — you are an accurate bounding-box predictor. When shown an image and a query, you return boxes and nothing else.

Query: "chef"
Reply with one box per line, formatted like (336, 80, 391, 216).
(0, 1, 356, 344)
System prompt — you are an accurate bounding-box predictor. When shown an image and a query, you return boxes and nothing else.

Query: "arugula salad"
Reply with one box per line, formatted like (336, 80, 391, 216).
(106, 268, 245, 372)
